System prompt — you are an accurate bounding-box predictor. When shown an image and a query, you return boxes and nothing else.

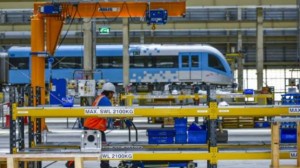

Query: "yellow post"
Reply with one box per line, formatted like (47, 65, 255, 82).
(209, 102, 218, 120)
(7, 157, 17, 168)
(12, 104, 17, 154)
(75, 157, 84, 168)
(271, 122, 280, 168)
(12, 104, 17, 121)
(127, 94, 133, 106)
(0, 92, 3, 102)
(30, 117, 36, 148)
(124, 94, 131, 106)
(210, 147, 218, 165)
(24, 161, 28, 168)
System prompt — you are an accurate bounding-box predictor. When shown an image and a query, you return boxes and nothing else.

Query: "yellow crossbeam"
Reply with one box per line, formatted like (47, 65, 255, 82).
(14, 104, 299, 118)
(0, 152, 296, 161)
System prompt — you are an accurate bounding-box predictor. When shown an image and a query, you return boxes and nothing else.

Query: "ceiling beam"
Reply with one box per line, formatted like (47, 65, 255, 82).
(245, 62, 299, 66)
(0, 36, 296, 46)
(0, 0, 296, 9)
(187, 0, 296, 6)
(0, 21, 296, 31)
(0, 2, 34, 9)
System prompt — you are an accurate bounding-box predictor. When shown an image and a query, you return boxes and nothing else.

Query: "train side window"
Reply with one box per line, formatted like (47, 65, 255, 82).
(97, 57, 110, 68)
(111, 57, 122, 68)
(130, 56, 145, 68)
(182, 55, 189, 68)
(147, 56, 153, 67)
(9, 57, 29, 69)
(208, 54, 225, 72)
(191, 55, 199, 67)
(97, 57, 123, 68)
(130, 56, 153, 68)
(53, 57, 82, 69)
(155, 56, 178, 68)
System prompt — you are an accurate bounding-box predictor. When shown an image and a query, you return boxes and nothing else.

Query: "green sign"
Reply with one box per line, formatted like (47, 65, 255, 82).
(99, 27, 110, 35)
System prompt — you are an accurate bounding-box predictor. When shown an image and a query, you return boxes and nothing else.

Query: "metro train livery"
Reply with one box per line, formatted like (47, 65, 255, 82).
(7, 44, 233, 85)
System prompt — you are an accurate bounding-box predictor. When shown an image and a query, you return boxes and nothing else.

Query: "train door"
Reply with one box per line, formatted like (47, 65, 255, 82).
(178, 52, 202, 81)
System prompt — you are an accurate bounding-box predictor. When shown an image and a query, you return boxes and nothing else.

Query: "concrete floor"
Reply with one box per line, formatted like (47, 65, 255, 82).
(0, 118, 296, 168)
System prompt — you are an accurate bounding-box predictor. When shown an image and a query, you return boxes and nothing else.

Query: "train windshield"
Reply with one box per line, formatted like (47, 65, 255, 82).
(208, 54, 226, 72)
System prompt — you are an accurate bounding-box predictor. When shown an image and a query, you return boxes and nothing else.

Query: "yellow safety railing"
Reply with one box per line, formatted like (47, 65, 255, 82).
(6, 103, 300, 167)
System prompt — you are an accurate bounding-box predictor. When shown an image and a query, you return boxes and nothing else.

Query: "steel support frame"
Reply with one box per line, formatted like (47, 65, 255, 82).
(35, 87, 42, 145)
(121, 93, 273, 101)
(12, 104, 300, 164)
(9, 86, 16, 154)
(27, 86, 34, 148)
(207, 96, 218, 167)
(35, 87, 42, 168)
(14, 105, 300, 118)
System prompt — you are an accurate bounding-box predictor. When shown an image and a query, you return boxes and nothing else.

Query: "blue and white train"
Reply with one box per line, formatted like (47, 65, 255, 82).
(7, 44, 233, 85)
